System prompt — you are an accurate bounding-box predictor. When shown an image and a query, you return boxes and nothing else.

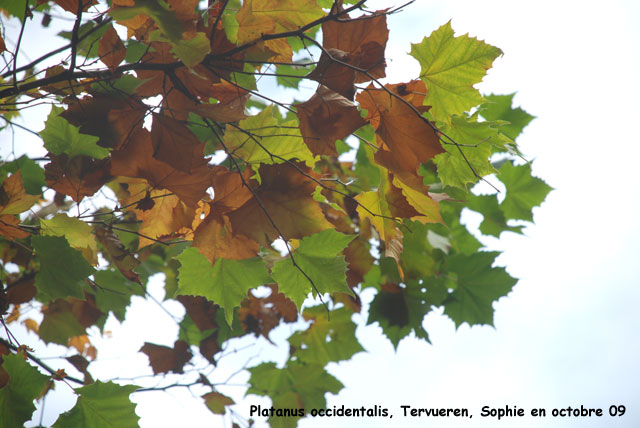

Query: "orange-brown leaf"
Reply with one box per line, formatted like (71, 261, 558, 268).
(44, 155, 112, 203)
(193, 214, 259, 264)
(95, 227, 141, 283)
(140, 340, 192, 374)
(228, 163, 333, 247)
(357, 81, 443, 178)
(306, 48, 356, 100)
(321, 12, 389, 83)
(150, 114, 207, 173)
(98, 25, 126, 72)
(0, 172, 40, 215)
(111, 128, 212, 206)
(296, 86, 366, 156)
(0, 215, 30, 240)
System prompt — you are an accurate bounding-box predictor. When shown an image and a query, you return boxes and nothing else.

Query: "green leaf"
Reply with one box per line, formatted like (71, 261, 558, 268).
(499, 161, 552, 221)
(480, 93, 535, 141)
(53, 381, 139, 428)
(203, 391, 235, 415)
(32, 235, 95, 302)
(272, 229, 356, 308)
(176, 248, 271, 326)
(59, 21, 108, 59)
(0, 353, 50, 428)
(466, 194, 523, 237)
(443, 251, 517, 327)
(368, 281, 432, 348)
(40, 106, 110, 159)
(275, 61, 311, 89)
(90, 75, 147, 97)
(93, 269, 143, 322)
(434, 114, 501, 189)
(149, 30, 210, 68)
(247, 361, 342, 413)
(410, 21, 502, 121)
(38, 300, 87, 345)
(224, 105, 316, 170)
(109, 0, 183, 43)
(0, 156, 45, 195)
(40, 213, 98, 264)
(289, 306, 364, 365)
(401, 221, 438, 278)
(221, 0, 241, 43)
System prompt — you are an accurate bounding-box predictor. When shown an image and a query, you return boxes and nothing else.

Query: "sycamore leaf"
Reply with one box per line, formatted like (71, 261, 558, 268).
(53, 381, 139, 428)
(235, 0, 325, 45)
(434, 114, 502, 189)
(227, 163, 333, 247)
(272, 229, 355, 308)
(467, 194, 524, 237)
(368, 281, 432, 348)
(224, 105, 316, 169)
(32, 236, 95, 302)
(39, 298, 104, 345)
(110, 128, 212, 207)
(296, 86, 366, 157)
(92, 269, 143, 322)
(0, 215, 30, 240)
(150, 113, 207, 174)
(40, 214, 98, 265)
(443, 251, 517, 327)
(0, 156, 46, 196)
(44, 155, 112, 203)
(0, 172, 40, 216)
(98, 24, 126, 71)
(203, 391, 235, 415)
(321, 11, 388, 83)
(176, 247, 271, 326)
(0, 353, 50, 428)
(410, 21, 502, 121)
(480, 93, 535, 141)
(95, 226, 141, 283)
(247, 361, 342, 415)
(140, 340, 192, 374)
(40, 106, 110, 159)
(110, 0, 184, 43)
(289, 306, 364, 365)
(499, 162, 552, 221)
(357, 81, 443, 178)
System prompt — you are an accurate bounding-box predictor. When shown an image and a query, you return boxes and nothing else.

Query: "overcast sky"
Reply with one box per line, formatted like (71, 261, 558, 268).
(3, 1, 640, 427)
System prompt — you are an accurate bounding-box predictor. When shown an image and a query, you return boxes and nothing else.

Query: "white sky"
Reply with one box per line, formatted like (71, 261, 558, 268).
(2, 0, 640, 427)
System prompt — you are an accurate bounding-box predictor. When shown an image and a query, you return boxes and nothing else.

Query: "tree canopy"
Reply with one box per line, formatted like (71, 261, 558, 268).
(0, 0, 551, 427)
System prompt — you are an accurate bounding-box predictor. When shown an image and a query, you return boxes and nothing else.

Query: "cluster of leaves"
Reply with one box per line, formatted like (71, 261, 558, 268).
(0, 0, 550, 427)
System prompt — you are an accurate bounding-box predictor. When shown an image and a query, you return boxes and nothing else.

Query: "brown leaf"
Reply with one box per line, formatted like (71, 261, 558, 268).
(150, 114, 207, 174)
(98, 25, 126, 72)
(321, 12, 389, 83)
(296, 86, 366, 156)
(238, 285, 297, 339)
(177, 295, 218, 331)
(65, 354, 94, 384)
(0, 215, 30, 240)
(357, 81, 443, 178)
(193, 214, 259, 264)
(306, 48, 356, 100)
(52, 0, 97, 13)
(203, 391, 235, 414)
(95, 227, 141, 283)
(5, 273, 36, 305)
(111, 128, 213, 207)
(45, 154, 112, 203)
(228, 163, 333, 247)
(62, 95, 145, 150)
(140, 340, 193, 374)
(0, 172, 40, 215)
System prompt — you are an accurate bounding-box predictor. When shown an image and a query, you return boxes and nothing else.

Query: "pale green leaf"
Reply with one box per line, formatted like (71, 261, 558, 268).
(410, 21, 502, 121)
(176, 248, 271, 326)
(40, 106, 109, 159)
